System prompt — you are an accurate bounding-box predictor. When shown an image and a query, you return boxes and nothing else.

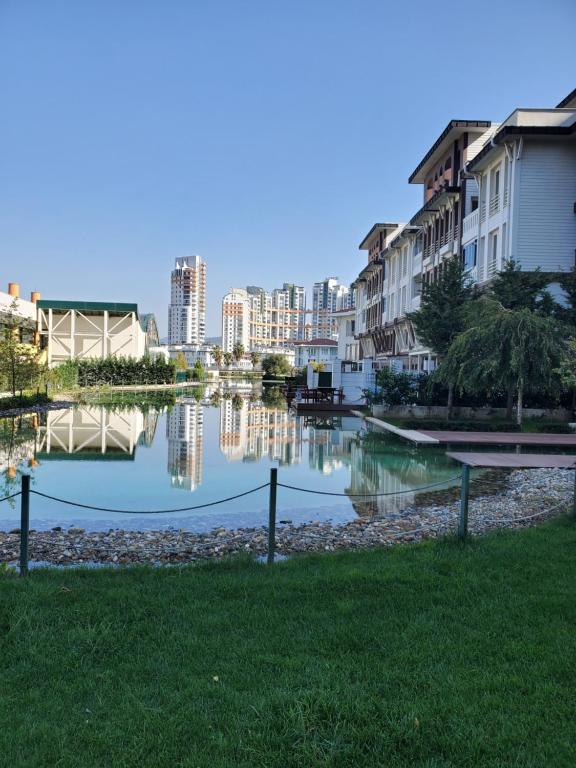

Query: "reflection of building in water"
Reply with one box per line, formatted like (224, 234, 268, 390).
(37, 407, 147, 460)
(220, 400, 301, 465)
(307, 416, 357, 475)
(346, 432, 449, 518)
(166, 402, 204, 490)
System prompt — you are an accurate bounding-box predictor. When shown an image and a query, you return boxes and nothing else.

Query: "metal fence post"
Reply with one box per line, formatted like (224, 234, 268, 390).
(267, 468, 277, 565)
(458, 464, 470, 542)
(20, 474, 31, 577)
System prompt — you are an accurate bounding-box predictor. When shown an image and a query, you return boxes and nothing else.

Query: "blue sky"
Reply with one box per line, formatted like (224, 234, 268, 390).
(0, 0, 574, 336)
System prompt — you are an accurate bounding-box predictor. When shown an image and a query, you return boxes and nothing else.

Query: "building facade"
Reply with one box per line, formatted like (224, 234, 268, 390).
(37, 300, 149, 367)
(168, 256, 206, 346)
(311, 277, 349, 339)
(293, 338, 338, 368)
(221, 282, 307, 353)
(351, 88, 576, 373)
(0, 282, 40, 344)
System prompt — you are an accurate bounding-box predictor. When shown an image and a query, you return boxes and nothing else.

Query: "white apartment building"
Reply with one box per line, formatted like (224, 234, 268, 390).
(311, 277, 349, 339)
(168, 256, 206, 346)
(461, 92, 576, 285)
(351, 87, 576, 373)
(221, 282, 306, 353)
(221, 288, 250, 353)
(293, 338, 338, 368)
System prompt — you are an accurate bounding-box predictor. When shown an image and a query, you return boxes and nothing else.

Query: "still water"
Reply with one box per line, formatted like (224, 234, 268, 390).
(0, 392, 462, 532)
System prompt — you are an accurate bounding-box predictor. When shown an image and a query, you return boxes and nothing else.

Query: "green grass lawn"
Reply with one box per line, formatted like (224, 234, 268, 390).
(1, 522, 575, 767)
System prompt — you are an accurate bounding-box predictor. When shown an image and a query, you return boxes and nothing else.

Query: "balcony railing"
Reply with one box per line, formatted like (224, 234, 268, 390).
(503, 188, 509, 207)
(480, 201, 486, 222)
(489, 194, 500, 216)
(463, 208, 479, 235)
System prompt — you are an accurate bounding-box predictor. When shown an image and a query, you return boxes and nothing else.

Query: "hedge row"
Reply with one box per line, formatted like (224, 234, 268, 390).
(50, 357, 176, 388)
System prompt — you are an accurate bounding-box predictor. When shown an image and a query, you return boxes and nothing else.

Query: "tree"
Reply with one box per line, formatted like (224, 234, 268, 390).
(490, 258, 555, 314)
(232, 343, 245, 364)
(436, 299, 564, 426)
(261, 354, 292, 378)
(556, 266, 576, 328)
(0, 300, 41, 395)
(490, 259, 558, 416)
(408, 257, 474, 415)
(557, 337, 576, 390)
(250, 351, 261, 369)
(211, 346, 223, 369)
(375, 367, 416, 407)
(190, 359, 205, 381)
(223, 351, 234, 368)
(174, 351, 188, 371)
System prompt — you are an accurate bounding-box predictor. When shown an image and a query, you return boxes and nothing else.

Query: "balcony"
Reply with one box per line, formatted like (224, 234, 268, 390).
(480, 201, 486, 223)
(412, 253, 422, 275)
(489, 194, 500, 216)
(463, 208, 479, 236)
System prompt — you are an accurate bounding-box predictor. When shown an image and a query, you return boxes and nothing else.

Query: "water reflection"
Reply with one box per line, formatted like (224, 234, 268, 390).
(220, 399, 301, 465)
(0, 392, 461, 527)
(36, 406, 157, 461)
(166, 402, 203, 490)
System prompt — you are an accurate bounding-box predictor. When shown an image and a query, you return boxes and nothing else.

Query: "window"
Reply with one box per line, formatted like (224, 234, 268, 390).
(463, 241, 477, 271)
(471, 195, 478, 212)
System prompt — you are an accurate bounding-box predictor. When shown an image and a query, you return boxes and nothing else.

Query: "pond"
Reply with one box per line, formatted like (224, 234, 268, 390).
(0, 389, 463, 532)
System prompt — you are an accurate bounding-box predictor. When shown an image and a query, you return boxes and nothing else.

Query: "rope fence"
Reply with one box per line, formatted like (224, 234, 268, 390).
(3, 464, 574, 576)
(0, 492, 22, 504)
(29, 485, 269, 515)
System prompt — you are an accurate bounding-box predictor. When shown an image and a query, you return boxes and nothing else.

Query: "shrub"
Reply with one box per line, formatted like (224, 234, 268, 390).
(52, 356, 177, 388)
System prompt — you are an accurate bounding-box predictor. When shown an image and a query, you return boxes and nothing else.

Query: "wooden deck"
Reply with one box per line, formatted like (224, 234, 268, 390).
(292, 402, 353, 413)
(447, 452, 576, 469)
(422, 431, 576, 447)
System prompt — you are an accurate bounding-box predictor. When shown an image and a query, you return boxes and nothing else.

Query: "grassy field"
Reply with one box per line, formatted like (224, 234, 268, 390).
(1, 521, 575, 767)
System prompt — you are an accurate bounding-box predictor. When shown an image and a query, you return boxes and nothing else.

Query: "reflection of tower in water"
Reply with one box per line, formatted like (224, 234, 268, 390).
(307, 416, 356, 475)
(166, 402, 204, 490)
(219, 400, 301, 465)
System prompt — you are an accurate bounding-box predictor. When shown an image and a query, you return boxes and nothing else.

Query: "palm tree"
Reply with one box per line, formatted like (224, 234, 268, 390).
(250, 351, 261, 370)
(223, 352, 234, 368)
(211, 345, 223, 369)
(232, 343, 245, 364)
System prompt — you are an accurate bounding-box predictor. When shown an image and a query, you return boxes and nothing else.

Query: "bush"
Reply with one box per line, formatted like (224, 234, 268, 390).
(187, 360, 206, 381)
(51, 356, 176, 388)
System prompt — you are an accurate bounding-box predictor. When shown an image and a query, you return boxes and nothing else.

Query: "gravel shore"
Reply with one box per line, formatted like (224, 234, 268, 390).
(0, 468, 572, 566)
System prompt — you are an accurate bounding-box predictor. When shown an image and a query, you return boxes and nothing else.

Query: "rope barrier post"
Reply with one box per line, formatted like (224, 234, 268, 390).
(19, 474, 31, 578)
(267, 468, 277, 565)
(458, 464, 470, 542)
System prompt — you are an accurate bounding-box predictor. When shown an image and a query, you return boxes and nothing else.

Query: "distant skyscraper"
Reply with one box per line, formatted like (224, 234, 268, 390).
(168, 256, 206, 345)
(222, 288, 250, 353)
(311, 277, 349, 339)
(221, 282, 306, 352)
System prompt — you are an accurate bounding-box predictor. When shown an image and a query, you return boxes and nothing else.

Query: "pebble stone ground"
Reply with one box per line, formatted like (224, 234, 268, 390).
(0, 468, 572, 566)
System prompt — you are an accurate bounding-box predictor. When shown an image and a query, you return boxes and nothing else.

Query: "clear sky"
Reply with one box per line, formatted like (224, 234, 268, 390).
(0, 0, 574, 337)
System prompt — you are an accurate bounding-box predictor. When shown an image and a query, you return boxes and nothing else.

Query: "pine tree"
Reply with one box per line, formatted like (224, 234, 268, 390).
(408, 256, 474, 415)
(490, 258, 554, 313)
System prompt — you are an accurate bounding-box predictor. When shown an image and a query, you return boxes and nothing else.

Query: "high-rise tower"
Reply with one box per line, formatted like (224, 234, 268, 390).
(168, 256, 206, 345)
